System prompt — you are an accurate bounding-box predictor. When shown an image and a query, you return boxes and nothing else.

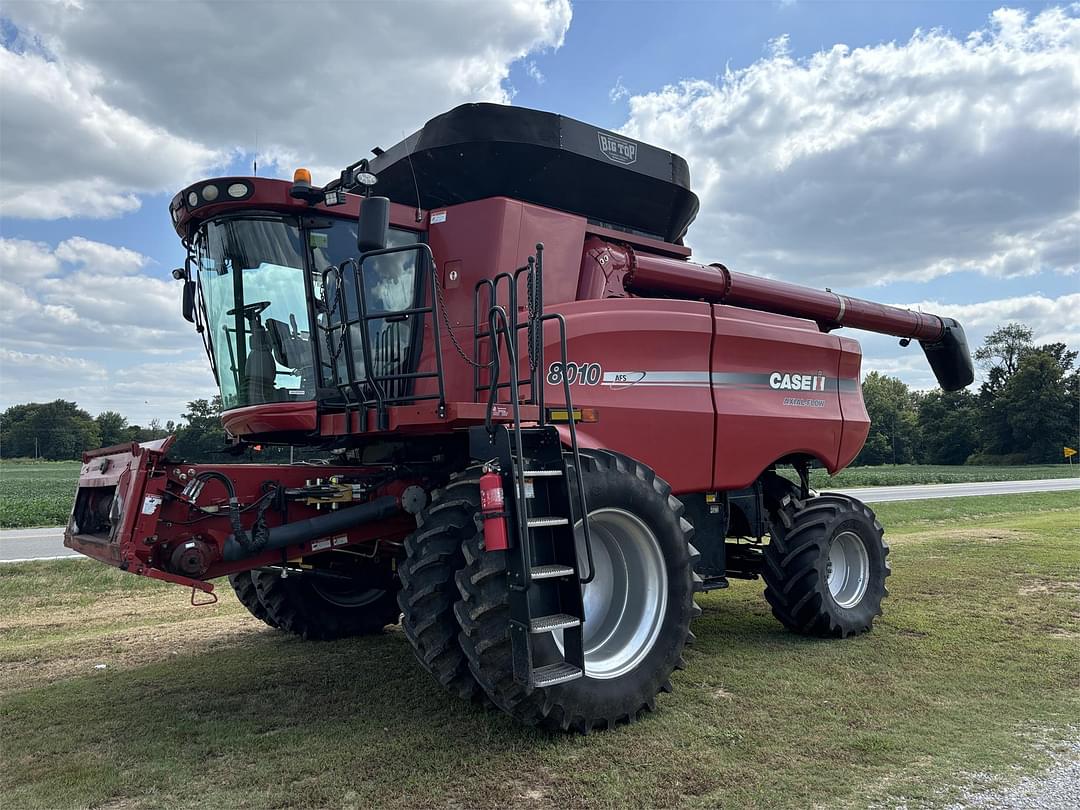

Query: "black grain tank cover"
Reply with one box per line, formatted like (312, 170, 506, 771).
(367, 103, 700, 243)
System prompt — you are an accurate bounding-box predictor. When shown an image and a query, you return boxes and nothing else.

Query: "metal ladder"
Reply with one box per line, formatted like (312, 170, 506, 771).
(471, 244, 593, 688)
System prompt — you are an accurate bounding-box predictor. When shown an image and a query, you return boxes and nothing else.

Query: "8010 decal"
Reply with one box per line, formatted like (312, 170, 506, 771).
(546, 361, 603, 386)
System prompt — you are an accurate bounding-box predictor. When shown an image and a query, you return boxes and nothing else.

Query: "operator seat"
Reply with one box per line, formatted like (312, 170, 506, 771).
(242, 315, 278, 404)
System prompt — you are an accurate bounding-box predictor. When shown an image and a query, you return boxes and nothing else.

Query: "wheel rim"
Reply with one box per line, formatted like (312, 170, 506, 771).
(309, 577, 387, 608)
(555, 508, 668, 680)
(825, 530, 870, 608)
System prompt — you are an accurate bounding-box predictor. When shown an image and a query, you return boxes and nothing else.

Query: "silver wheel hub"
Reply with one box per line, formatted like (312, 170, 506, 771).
(554, 508, 668, 680)
(826, 530, 870, 609)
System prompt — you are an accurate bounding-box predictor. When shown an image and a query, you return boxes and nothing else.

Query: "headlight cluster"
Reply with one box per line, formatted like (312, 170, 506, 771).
(184, 180, 253, 210)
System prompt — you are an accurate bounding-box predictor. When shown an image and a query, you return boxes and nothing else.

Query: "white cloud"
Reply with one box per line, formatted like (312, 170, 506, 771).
(53, 237, 148, 275)
(0, 46, 225, 219)
(858, 291, 1080, 389)
(0, 236, 189, 354)
(1, 1, 572, 218)
(904, 292, 1080, 348)
(609, 76, 630, 103)
(525, 60, 546, 84)
(0, 238, 61, 283)
(618, 6, 1080, 287)
(0, 349, 215, 424)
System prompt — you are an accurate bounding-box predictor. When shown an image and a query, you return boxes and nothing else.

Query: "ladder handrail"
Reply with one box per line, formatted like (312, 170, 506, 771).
(479, 243, 594, 588)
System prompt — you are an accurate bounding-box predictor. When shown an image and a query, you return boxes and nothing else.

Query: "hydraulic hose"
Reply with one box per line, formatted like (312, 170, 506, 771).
(221, 495, 400, 561)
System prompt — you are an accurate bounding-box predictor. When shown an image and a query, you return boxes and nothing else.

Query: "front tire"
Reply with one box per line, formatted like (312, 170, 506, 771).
(763, 493, 889, 638)
(252, 563, 400, 641)
(397, 474, 486, 702)
(455, 450, 700, 732)
(228, 571, 279, 629)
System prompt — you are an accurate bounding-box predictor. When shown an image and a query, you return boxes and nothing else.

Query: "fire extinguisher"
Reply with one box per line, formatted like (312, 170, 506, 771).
(479, 463, 509, 551)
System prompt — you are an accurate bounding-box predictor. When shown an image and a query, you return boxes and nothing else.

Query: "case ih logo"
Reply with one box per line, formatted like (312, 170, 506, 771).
(770, 372, 828, 392)
(597, 132, 637, 165)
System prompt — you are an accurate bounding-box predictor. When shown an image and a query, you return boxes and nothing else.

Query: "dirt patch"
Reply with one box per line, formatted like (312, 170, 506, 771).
(1018, 579, 1080, 597)
(0, 590, 241, 631)
(0, 612, 264, 695)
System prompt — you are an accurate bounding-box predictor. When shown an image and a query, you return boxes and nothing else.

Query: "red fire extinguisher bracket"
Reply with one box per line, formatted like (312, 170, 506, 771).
(479, 464, 510, 552)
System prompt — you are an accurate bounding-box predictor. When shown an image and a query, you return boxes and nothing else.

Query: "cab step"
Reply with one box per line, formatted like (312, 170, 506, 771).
(530, 662, 583, 688)
(530, 613, 581, 633)
(530, 564, 575, 580)
(527, 516, 569, 528)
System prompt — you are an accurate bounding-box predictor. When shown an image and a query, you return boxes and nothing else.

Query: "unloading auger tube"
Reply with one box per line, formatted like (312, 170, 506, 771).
(624, 249, 974, 392)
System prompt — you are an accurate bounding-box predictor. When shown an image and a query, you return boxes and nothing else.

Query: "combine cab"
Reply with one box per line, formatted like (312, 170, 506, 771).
(66, 103, 973, 732)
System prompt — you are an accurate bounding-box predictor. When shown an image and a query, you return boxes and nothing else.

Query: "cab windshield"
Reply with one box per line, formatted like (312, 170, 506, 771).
(197, 215, 420, 411)
(198, 218, 314, 409)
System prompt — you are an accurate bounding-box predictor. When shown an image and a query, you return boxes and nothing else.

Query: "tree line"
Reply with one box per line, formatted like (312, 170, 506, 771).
(0, 397, 230, 463)
(2, 322, 1077, 466)
(857, 323, 1078, 465)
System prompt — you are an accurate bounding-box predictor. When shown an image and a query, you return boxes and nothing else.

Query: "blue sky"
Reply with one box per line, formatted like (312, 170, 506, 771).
(1, 1, 1076, 423)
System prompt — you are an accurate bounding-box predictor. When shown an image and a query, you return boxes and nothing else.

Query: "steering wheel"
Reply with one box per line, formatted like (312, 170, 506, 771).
(226, 301, 271, 318)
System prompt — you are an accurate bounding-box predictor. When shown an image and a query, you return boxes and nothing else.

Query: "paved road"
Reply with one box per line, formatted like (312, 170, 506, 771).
(2, 478, 1077, 563)
(0, 526, 83, 563)
(835, 477, 1080, 503)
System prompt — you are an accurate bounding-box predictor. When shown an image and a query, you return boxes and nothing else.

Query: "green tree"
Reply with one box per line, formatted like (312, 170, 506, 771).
(854, 372, 920, 466)
(998, 351, 1076, 462)
(0, 400, 100, 460)
(95, 411, 129, 448)
(170, 397, 226, 462)
(974, 324, 1078, 461)
(917, 389, 978, 464)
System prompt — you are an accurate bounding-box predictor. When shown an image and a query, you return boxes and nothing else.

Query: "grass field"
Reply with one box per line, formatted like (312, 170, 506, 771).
(805, 463, 1077, 488)
(1, 492, 1077, 809)
(0, 461, 81, 529)
(1, 459, 1076, 530)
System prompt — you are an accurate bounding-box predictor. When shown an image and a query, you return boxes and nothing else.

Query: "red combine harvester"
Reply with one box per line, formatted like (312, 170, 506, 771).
(66, 104, 973, 731)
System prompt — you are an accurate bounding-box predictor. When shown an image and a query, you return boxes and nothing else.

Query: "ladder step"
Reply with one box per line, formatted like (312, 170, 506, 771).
(521, 469, 563, 477)
(530, 564, 575, 580)
(530, 662, 584, 688)
(527, 516, 569, 528)
(530, 613, 581, 633)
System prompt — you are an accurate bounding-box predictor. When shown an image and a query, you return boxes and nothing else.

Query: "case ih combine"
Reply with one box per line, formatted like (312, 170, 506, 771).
(66, 104, 973, 732)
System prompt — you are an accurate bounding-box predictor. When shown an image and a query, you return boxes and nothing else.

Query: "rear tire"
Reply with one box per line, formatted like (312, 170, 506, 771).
(455, 450, 700, 732)
(228, 571, 279, 629)
(253, 564, 400, 641)
(763, 493, 889, 638)
(397, 474, 486, 702)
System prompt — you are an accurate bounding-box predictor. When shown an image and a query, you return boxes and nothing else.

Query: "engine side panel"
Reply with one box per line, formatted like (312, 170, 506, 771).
(537, 299, 858, 494)
(711, 306, 848, 489)
(546, 299, 716, 494)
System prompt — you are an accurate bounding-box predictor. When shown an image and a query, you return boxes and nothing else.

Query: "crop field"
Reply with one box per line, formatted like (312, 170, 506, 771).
(1, 491, 1077, 809)
(0, 461, 80, 529)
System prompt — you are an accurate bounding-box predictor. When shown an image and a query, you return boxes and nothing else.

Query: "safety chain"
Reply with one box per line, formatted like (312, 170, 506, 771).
(433, 263, 493, 370)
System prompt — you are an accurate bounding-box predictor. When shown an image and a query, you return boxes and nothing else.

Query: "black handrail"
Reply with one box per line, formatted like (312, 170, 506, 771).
(320, 242, 446, 430)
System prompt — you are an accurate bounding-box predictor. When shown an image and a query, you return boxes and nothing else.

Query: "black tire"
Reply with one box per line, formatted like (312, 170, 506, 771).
(397, 474, 486, 703)
(763, 493, 889, 638)
(252, 563, 401, 641)
(228, 571, 280, 629)
(454, 450, 700, 732)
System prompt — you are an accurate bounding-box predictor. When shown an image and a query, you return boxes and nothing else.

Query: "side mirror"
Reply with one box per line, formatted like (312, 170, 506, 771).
(357, 196, 390, 253)
(182, 280, 197, 323)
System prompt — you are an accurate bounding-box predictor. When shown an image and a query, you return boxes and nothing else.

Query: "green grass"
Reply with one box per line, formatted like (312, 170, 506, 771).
(1, 492, 1077, 809)
(806, 463, 1077, 488)
(0, 460, 81, 529)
